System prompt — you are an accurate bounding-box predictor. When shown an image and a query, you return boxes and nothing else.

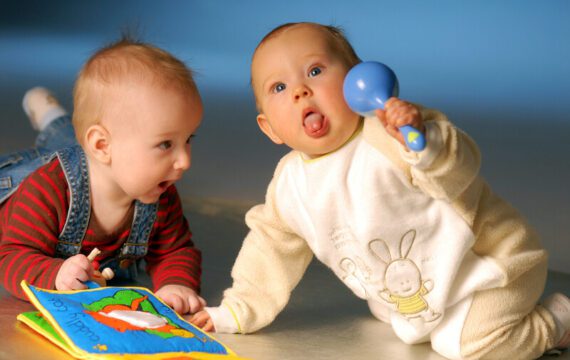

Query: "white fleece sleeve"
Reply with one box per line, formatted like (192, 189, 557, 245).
(399, 121, 444, 169)
(204, 305, 240, 333)
(209, 158, 314, 334)
(400, 108, 482, 202)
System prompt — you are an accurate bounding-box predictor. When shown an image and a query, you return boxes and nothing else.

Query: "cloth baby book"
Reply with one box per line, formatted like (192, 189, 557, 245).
(17, 281, 245, 359)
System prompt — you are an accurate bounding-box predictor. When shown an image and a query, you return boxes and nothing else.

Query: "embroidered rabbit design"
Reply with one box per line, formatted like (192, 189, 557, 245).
(369, 230, 441, 322)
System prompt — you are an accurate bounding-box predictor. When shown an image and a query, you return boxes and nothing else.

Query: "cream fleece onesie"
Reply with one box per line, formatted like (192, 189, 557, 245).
(206, 108, 557, 360)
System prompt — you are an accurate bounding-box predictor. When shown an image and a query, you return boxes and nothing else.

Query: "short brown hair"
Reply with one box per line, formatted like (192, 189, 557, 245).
(72, 36, 198, 145)
(254, 22, 361, 70)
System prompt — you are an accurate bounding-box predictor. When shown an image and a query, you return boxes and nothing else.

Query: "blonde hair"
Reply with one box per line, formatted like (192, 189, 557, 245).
(72, 36, 198, 145)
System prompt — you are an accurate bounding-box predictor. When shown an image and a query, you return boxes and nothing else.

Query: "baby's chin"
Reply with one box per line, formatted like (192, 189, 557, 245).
(305, 135, 356, 159)
(301, 144, 344, 159)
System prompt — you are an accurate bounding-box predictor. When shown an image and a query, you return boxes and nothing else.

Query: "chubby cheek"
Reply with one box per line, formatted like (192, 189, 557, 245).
(332, 93, 356, 118)
(114, 160, 152, 192)
(268, 97, 294, 120)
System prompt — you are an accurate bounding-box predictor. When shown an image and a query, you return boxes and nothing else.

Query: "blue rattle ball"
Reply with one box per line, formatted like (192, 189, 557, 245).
(343, 61, 426, 152)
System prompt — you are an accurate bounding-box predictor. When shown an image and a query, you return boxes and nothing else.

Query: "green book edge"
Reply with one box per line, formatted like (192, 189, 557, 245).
(18, 311, 74, 353)
(19, 311, 66, 343)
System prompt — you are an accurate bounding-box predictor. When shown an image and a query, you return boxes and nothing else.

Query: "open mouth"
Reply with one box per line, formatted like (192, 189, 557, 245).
(303, 109, 329, 138)
(158, 176, 182, 192)
(158, 181, 170, 191)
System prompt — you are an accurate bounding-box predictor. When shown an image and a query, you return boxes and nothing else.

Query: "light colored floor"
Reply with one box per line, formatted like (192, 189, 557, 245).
(1, 202, 569, 359)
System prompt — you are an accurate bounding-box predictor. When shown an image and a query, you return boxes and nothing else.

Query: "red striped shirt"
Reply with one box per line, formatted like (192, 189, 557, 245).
(0, 158, 201, 300)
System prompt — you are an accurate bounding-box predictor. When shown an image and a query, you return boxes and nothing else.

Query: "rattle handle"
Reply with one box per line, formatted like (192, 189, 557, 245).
(87, 248, 101, 262)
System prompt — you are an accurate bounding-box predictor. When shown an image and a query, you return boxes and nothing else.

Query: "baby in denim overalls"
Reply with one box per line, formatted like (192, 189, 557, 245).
(0, 37, 205, 316)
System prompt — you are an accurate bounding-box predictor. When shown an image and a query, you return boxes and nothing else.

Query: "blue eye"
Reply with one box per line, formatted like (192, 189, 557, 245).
(273, 83, 286, 93)
(158, 141, 172, 150)
(309, 67, 322, 77)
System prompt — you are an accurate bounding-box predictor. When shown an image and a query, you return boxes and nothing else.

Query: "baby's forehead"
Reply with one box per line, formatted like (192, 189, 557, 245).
(100, 80, 197, 112)
(253, 26, 341, 70)
(261, 24, 330, 49)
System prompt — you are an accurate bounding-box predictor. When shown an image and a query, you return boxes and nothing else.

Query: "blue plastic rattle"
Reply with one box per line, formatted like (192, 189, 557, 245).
(343, 61, 426, 152)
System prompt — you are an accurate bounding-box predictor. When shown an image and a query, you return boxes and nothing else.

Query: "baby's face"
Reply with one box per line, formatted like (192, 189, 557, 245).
(252, 24, 360, 158)
(101, 81, 202, 204)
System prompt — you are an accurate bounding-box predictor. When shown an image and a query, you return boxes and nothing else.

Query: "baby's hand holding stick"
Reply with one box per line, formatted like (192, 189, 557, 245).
(87, 248, 114, 287)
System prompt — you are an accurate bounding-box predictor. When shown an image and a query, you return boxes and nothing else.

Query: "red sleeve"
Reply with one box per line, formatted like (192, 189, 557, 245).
(0, 159, 67, 300)
(145, 186, 202, 292)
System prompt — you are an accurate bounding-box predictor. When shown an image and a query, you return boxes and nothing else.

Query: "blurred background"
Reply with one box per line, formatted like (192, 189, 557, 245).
(1, 1, 568, 273)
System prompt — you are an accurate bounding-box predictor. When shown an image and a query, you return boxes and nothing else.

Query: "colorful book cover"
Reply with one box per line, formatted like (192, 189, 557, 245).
(17, 281, 246, 359)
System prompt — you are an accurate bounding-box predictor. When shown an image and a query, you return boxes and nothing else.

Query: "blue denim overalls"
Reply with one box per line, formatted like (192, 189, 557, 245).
(0, 115, 158, 279)
(0, 115, 76, 203)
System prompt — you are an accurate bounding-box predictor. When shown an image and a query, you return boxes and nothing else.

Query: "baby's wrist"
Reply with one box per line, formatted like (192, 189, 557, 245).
(399, 121, 443, 169)
(204, 305, 240, 334)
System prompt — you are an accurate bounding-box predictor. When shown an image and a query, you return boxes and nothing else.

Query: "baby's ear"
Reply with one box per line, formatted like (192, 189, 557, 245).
(84, 124, 111, 164)
(257, 114, 283, 145)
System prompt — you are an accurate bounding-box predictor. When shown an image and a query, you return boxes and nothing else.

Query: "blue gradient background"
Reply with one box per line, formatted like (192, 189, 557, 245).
(1, 1, 568, 272)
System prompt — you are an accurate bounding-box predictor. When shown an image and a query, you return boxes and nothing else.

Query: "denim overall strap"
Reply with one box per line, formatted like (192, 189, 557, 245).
(52, 145, 158, 276)
(119, 200, 158, 259)
(100, 199, 158, 279)
(54, 146, 91, 258)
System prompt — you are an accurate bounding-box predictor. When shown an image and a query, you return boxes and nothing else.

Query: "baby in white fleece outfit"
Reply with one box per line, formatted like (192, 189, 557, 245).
(191, 22, 570, 360)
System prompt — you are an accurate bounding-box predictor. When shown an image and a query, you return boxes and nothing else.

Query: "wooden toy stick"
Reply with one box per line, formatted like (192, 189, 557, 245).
(86, 247, 115, 287)
(87, 248, 101, 262)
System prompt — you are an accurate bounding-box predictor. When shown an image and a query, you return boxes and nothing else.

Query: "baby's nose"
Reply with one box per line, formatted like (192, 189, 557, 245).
(294, 85, 312, 100)
(174, 149, 191, 171)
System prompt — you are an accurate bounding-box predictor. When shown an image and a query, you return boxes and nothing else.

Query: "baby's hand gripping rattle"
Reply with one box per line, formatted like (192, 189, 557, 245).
(343, 61, 426, 152)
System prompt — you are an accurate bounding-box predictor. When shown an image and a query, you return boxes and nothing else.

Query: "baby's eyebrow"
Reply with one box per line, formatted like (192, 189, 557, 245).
(260, 74, 280, 92)
(153, 133, 174, 139)
(302, 52, 328, 61)
(154, 128, 183, 137)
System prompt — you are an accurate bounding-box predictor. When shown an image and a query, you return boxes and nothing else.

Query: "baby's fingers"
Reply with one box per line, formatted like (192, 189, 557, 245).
(69, 254, 95, 278)
(375, 108, 388, 128)
(70, 278, 88, 290)
(166, 294, 189, 314)
(202, 318, 214, 332)
(187, 295, 207, 314)
(59, 276, 88, 291)
(384, 97, 400, 109)
(189, 311, 212, 329)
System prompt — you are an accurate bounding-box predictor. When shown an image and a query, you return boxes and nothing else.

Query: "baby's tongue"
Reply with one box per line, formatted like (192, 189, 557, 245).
(304, 113, 324, 134)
